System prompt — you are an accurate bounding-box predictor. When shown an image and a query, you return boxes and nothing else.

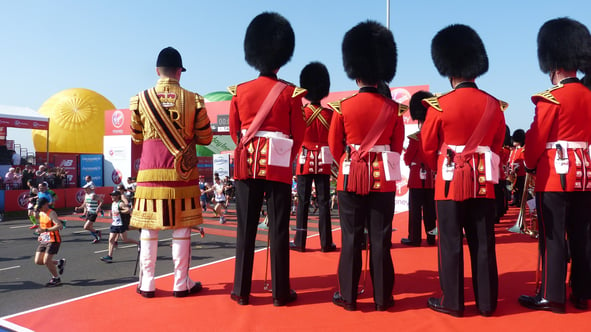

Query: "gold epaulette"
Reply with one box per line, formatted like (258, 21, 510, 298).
(422, 96, 442, 112)
(129, 95, 139, 111)
(407, 132, 419, 141)
(227, 85, 237, 96)
(327, 101, 342, 115)
(532, 85, 561, 105)
(195, 93, 205, 109)
(499, 100, 509, 112)
(292, 87, 307, 98)
(398, 104, 408, 116)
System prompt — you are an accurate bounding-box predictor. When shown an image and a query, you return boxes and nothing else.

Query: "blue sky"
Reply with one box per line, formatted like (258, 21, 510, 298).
(2, 1, 591, 151)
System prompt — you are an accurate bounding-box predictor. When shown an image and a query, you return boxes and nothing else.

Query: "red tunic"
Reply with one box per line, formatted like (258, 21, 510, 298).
(296, 104, 333, 175)
(499, 146, 511, 180)
(508, 146, 526, 177)
(328, 87, 405, 192)
(229, 75, 307, 185)
(404, 132, 435, 189)
(421, 84, 507, 201)
(524, 80, 591, 192)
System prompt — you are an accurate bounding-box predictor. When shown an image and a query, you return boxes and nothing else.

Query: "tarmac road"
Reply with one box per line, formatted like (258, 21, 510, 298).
(0, 208, 253, 317)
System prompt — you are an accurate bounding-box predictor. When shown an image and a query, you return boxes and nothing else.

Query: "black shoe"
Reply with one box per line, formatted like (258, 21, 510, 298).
(570, 293, 588, 310)
(401, 238, 420, 247)
(375, 297, 395, 311)
(173, 282, 203, 298)
(57, 258, 66, 275)
(427, 297, 463, 317)
(332, 292, 357, 311)
(321, 243, 337, 253)
(45, 277, 61, 287)
(427, 235, 436, 246)
(273, 289, 297, 306)
(479, 310, 494, 317)
(136, 286, 155, 298)
(230, 292, 249, 305)
(289, 242, 305, 253)
(518, 294, 565, 313)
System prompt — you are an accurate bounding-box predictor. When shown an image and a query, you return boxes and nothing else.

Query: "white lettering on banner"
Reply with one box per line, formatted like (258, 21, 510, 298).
(60, 159, 74, 167)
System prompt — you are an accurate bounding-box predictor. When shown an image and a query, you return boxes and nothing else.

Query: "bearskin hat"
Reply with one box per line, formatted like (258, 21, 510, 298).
(431, 24, 488, 79)
(504, 125, 512, 146)
(537, 17, 591, 73)
(342, 21, 397, 85)
(244, 12, 295, 74)
(409, 90, 434, 122)
(512, 129, 525, 146)
(299, 62, 330, 103)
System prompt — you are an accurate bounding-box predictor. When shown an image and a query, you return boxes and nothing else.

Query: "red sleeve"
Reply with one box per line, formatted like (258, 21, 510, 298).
(404, 139, 418, 166)
(390, 112, 404, 154)
(524, 100, 557, 169)
(229, 96, 240, 145)
(328, 110, 345, 163)
(492, 112, 506, 154)
(290, 96, 306, 162)
(421, 107, 442, 170)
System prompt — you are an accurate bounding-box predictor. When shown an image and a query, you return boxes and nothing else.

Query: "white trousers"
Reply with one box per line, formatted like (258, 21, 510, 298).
(138, 228, 196, 292)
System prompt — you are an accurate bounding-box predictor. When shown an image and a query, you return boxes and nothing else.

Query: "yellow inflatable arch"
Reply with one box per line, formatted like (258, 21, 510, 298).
(33, 88, 115, 153)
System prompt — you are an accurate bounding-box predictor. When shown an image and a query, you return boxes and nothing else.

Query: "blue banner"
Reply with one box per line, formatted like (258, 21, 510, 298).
(79, 154, 104, 187)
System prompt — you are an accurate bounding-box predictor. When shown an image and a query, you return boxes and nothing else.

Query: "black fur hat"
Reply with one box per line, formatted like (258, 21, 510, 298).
(512, 129, 525, 146)
(342, 21, 397, 85)
(504, 125, 512, 146)
(409, 90, 434, 122)
(300, 62, 330, 103)
(431, 24, 488, 79)
(537, 17, 591, 73)
(244, 12, 295, 74)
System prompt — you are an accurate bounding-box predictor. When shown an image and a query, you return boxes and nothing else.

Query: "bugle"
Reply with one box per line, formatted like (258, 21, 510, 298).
(507, 173, 538, 238)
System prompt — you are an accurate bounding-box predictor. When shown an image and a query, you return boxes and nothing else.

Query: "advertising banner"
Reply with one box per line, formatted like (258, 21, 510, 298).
(104, 109, 131, 136)
(212, 153, 230, 179)
(80, 154, 104, 187)
(53, 154, 79, 188)
(103, 135, 132, 188)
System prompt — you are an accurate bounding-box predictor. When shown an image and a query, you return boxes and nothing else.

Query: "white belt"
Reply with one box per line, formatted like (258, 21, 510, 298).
(351, 144, 390, 152)
(446, 145, 491, 153)
(545, 141, 588, 149)
(242, 130, 289, 139)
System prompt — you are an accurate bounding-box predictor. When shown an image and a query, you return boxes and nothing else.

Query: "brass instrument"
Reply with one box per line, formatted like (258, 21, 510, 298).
(507, 173, 538, 238)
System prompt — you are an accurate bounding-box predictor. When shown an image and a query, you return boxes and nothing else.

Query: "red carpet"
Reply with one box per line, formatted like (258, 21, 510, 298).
(2, 208, 591, 332)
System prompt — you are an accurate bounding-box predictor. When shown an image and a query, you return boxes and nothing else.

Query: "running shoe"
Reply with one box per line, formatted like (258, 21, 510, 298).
(45, 277, 61, 287)
(29, 224, 39, 229)
(96, 230, 102, 241)
(198, 227, 205, 238)
(57, 258, 66, 275)
(61, 220, 67, 229)
(91, 238, 100, 244)
(219, 216, 226, 224)
(100, 256, 113, 263)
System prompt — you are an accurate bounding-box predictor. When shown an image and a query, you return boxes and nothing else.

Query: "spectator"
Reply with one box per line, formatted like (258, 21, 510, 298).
(35, 165, 48, 184)
(11, 150, 21, 166)
(22, 164, 36, 188)
(4, 167, 18, 190)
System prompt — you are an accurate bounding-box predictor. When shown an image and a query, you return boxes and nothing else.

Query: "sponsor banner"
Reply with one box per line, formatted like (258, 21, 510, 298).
(0, 190, 4, 211)
(103, 135, 132, 188)
(212, 154, 230, 179)
(4, 189, 65, 212)
(197, 156, 213, 182)
(0, 117, 48, 130)
(0, 126, 5, 140)
(104, 109, 131, 136)
(53, 154, 79, 188)
(80, 154, 104, 187)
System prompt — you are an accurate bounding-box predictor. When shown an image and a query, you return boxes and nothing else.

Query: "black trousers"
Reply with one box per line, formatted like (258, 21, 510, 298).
(337, 191, 395, 306)
(436, 199, 498, 312)
(294, 174, 333, 249)
(494, 182, 508, 221)
(536, 191, 591, 303)
(513, 175, 526, 205)
(232, 179, 291, 300)
(406, 188, 436, 243)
